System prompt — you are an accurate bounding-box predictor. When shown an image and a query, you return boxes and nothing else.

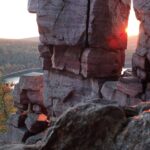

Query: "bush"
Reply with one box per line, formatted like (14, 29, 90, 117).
(0, 79, 16, 132)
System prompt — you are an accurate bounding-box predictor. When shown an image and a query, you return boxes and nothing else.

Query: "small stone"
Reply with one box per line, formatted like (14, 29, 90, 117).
(32, 105, 42, 114)
(101, 81, 117, 101)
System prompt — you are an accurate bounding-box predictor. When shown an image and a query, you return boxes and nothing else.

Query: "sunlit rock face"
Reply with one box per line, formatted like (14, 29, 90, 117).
(132, 0, 150, 81)
(28, 0, 131, 77)
(27, 0, 131, 117)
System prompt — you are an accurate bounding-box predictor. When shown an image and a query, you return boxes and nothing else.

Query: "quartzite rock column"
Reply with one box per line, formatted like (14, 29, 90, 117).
(28, 0, 131, 117)
(132, 0, 150, 80)
(132, 0, 150, 100)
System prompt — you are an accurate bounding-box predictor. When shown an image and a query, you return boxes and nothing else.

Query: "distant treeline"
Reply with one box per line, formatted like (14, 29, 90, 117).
(0, 38, 42, 75)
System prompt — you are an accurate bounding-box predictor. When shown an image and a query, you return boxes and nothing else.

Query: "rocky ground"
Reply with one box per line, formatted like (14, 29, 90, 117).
(0, 100, 150, 150)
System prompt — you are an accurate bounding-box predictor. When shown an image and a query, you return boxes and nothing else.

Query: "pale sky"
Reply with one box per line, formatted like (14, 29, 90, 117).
(0, 0, 140, 39)
(0, 0, 38, 39)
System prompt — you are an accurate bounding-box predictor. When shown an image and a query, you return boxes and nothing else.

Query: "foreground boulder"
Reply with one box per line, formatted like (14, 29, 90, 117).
(116, 110, 150, 150)
(41, 102, 126, 150)
(1, 101, 150, 150)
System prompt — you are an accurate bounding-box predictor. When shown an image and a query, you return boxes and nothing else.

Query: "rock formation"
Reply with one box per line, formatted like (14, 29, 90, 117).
(28, 0, 130, 118)
(6, 73, 49, 144)
(101, 0, 150, 106)
(3, 0, 150, 149)
(2, 101, 150, 150)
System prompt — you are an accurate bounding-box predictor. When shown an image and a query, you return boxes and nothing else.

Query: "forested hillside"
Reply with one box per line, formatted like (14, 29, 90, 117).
(0, 38, 42, 75)
(0, 36, 138, 75)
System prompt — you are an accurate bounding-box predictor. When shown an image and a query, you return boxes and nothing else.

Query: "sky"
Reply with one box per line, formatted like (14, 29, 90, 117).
(0, 0, 38, 39)
(0, 0, 140, 39)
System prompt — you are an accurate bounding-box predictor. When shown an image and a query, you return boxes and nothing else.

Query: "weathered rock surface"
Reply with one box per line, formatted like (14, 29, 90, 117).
(38, 44, 53, 70)
(52, 46, 82, 75)
(81, 48, 124, 78)
(43, 70, 104, 117)
(116, 110, 150, 150)
(33, 0, 130, 48)
(19, 73, 43, 91)
(117, 76, 143, 97)
(132, 0, 150, 81)
(89, 0, 130, 50)
(101, 79, 143, 106)
(41, 102, 126, 150)
(36, 0, 88, 45)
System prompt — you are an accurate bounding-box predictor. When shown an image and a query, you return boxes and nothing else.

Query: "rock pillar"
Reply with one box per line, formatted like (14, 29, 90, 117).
(28, 0, 131, 117)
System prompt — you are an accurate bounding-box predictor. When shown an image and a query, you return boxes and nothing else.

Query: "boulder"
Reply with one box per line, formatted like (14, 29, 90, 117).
(41, 102, 126, 150)
(116, 110, 150, 150)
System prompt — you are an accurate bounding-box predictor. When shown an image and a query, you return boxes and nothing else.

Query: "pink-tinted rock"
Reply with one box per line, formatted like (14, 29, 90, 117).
(117, 76, 143, 97)
(81, 48, 124, 78)
(19, 73, 43, 91)
(88, 0, 130, 50)
(52, 46, 82, 75)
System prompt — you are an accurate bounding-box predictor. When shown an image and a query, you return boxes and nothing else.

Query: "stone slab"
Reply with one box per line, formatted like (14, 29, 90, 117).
(81, 48, 124, 78)
(117, 76, 143, 97)
(52, 46, 82, 75)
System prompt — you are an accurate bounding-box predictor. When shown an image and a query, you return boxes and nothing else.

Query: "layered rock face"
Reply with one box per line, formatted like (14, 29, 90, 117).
(132, 0, 150, 80)
(101, 0, 150, 106)
(27, 0, 130, 118)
